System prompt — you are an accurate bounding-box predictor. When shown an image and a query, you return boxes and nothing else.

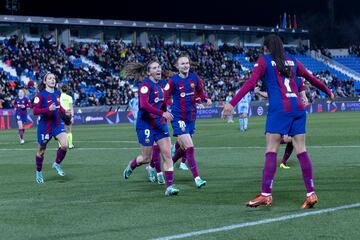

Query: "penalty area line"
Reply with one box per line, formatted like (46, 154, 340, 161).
(150, 202, 360, 240)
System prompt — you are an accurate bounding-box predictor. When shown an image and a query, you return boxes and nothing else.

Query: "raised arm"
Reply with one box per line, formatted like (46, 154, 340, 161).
(296, 60, 332, 97)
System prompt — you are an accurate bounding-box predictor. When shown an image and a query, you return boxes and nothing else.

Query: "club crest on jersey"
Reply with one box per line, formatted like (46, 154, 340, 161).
(145, 138, 150, 143)
(140, 86, 149, 94)
(181, 127, 186, 132)
(180, 92, 186, 98)
(154, 97, 160, 103)
(190, 83, 195, 88)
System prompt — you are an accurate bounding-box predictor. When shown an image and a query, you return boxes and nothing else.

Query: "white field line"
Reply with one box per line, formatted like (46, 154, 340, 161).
(150, 203, 360, 240)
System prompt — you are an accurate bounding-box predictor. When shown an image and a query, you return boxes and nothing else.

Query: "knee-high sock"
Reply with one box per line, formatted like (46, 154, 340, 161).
(281, 142, 294, 164)
(129, 158, 138, 170)
(185, 147, 199, 178)
(150, 145, 162, 173)
(244, 118, 248, 129)
(67, 133, 73, 146)
(172, 141, 185, 163)
(19, 129, 25, 140)
(36, 155, 44, 171)
(297, 152, 314, 193)
(262, 152, 277, 194)
(164, 171, 174, 187)
(55, 147, 67, 164)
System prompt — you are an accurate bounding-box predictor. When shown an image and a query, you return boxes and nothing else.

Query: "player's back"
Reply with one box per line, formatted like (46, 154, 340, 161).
(260, 54, 304, 113)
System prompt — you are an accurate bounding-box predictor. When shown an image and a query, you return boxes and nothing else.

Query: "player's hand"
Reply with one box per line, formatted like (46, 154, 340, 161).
(254, 87, 260, 93)
(197, 103, 205, 109)
(65, 109, 72, 116)
(301, 96, 310, 107)
(49, 103, 56, 111)
(222, 103, 234, 119)
(206, 98, 212, 106)
(162, 111, 173, 121)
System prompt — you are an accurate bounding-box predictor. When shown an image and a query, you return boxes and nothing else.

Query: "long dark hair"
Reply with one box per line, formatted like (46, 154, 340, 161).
(263, 34, 292, 78)
(123, 61, 159, 81)
(38, 72, 52, 91)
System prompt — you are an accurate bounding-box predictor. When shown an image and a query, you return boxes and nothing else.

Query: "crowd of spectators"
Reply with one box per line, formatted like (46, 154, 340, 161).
(0, 35, 358, 109)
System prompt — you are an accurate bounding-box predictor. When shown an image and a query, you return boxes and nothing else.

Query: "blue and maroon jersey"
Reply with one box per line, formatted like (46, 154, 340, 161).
(230, 54, 332, 113)
(136, 78, 166, 130)
(14, 97, 31, 118)
(33, 89, 65, 129)
(163, 72, 208, 121)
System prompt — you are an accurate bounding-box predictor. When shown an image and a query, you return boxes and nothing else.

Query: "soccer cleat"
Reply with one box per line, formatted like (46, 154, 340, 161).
(245, 194, 273, 207)
(179, 162, 189, 171)
(279, 163, 291, 169)
(165, 184, 180, 196)
(195, 178, 207, 188)
(301, 192, 318, 209)
(20, 139, 25, 144)
(157, 172, 165, 185)
(52, 162, 65, 176)
(69, 144, 75, 149)
(36, 171, 44, 184)
(146, 166, 156, 183)
(123, 165, 133, 180)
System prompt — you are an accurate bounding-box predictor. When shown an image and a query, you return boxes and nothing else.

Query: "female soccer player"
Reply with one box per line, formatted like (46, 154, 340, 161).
(32, 73, 72, 184)
(14, 89, 31, 144)
(163, 55, 212, 188)
(122, 61, 179, 196)
(223, 34, 334, 208)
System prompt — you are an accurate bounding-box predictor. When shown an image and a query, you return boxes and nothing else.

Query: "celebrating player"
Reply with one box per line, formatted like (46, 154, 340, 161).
(122, 61, 179, 196)
(32, 73, 72, 184)
(163, 55, 212, 188)
(223, 34, 334, 208)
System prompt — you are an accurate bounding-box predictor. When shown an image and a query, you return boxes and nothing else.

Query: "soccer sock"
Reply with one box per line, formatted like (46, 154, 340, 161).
(55, 147, 67, 164)
(185, 147, 199, 179)
(151, 145, 162, 173)
(164, 171, 174, 187)
(129, 158, 139, 170)
(172, 141, 185, 163)
(297, 152, 314, 193)
(67, 133, 73, 146)
(281, 142, 294, 164)
(262, 152, 277, 194)
(239, 118, 244, 131)
(244, 118, 248, 129)
(36, 155, 44, 171)
(19, 129, 24, 140)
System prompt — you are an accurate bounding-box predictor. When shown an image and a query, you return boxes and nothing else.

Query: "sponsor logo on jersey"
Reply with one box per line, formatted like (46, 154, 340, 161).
(180, 92, 186, 98)
(164, 83, 170, 91)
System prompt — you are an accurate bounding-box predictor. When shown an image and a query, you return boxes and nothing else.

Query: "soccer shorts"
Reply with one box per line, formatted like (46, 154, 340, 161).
(171, 117, 196, 136)
(37, 122, 66, 146)
(265, 110, 306, 136)
(136, 125, 170, 147)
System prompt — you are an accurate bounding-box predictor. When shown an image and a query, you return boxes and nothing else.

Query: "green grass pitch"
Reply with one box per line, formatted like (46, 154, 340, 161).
(0, 112, 359, 239)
